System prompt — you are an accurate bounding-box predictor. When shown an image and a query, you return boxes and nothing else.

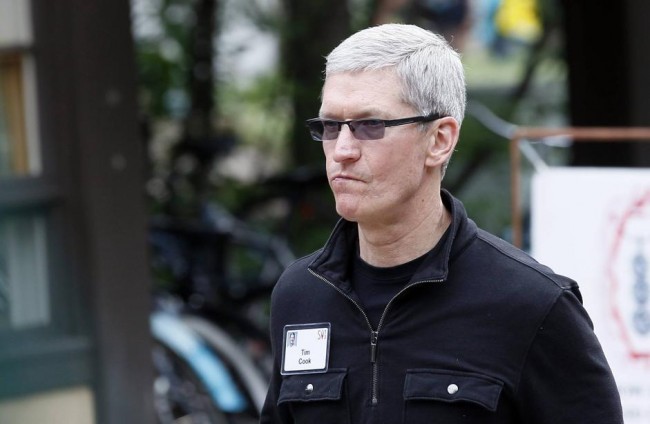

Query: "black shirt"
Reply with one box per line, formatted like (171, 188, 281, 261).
(351, 228, 450, 328)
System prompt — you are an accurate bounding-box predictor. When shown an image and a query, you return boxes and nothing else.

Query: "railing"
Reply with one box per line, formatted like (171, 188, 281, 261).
(508, 127, 650, 248)
(467, 100, 650, 249)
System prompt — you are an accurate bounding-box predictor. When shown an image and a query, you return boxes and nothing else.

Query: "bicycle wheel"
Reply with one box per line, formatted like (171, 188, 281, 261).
(153, 340, 229, 424)
(182, 315, 270, 414)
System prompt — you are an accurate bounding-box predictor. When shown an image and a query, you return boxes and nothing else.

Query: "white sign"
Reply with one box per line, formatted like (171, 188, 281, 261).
(531, 167, 650, 423)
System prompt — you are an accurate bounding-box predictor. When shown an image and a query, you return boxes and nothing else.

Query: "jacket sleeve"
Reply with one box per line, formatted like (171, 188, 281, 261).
(515, 288, 623, 423)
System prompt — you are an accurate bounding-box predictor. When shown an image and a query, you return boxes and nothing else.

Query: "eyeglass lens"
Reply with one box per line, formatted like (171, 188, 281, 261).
(311, 120, 386, 141)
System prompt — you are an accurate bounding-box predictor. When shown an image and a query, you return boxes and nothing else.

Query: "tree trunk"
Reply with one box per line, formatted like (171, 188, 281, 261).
(186, 0, 218, 141)
(281, 0, 352, 167)
(562, 0, 650, 166)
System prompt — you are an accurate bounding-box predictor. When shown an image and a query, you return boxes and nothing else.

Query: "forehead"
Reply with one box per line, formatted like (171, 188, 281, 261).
(320, 69, 409, 117)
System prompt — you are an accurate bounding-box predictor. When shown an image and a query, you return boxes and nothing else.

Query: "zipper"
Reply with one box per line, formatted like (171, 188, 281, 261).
(309, 268, 444, 406)
(308, 268, 374, 332)
(370, 330, 379, 405)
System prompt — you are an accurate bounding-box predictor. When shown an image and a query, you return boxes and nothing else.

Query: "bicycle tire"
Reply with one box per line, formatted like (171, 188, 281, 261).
(151, 309, 260, 423)
(182, 315, 269, 413)
(152, 339, 229, 424)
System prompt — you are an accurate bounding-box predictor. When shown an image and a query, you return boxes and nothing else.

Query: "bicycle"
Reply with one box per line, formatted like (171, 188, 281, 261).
(149, 198, 294, 423)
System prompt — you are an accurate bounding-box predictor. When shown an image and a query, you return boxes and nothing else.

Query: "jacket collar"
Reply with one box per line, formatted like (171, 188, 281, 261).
(308, 190, 477, 288)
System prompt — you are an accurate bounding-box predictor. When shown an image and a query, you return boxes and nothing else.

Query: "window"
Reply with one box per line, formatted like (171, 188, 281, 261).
(1, 0, 40, 177)
(1, 53, 38, 177)
(0, 0, 49, 335)
(0, 0, 89, 399)
(0, 215, 49, 330)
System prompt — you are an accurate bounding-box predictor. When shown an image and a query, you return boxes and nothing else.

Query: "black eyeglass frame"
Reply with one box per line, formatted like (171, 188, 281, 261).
(305, 113, 446, 142)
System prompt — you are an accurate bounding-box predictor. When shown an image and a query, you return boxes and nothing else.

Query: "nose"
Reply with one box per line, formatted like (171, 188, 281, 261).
(331, 125, 361, 162)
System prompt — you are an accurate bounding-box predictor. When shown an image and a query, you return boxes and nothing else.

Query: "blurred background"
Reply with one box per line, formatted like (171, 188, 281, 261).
(1, 0, 649, 423)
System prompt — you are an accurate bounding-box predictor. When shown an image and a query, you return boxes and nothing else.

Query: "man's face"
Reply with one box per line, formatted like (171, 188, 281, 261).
(320, 68, 435, 226)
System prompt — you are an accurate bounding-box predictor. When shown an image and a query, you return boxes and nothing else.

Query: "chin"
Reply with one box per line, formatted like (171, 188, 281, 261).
(335, 203, 361, 222)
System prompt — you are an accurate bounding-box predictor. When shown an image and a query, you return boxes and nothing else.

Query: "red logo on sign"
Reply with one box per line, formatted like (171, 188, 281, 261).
(607, 190, 650, 360)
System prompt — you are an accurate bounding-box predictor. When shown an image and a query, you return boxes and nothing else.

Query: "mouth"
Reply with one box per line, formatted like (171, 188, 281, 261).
(330, 172, 363, 183)
(331, 175, 362, 185)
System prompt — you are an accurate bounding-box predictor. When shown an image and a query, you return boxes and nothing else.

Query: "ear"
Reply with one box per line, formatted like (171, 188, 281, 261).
(424, 117, 460, 169)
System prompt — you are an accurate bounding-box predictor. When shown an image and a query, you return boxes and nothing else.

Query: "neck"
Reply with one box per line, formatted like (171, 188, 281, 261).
(357, 196, 450, 267)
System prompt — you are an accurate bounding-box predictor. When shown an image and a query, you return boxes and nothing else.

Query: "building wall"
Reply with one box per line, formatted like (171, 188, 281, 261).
(0, 386, 95, 424)
(1, 0, 153, 422)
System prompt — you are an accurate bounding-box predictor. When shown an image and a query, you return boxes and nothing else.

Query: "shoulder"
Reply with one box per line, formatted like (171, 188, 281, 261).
(475, 228, 576, 289)
(448, 228, 581, 313)
(271, 250, 322, 301)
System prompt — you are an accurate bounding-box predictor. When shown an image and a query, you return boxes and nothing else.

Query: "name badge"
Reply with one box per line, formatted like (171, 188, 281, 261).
(281, 323, 331, 375)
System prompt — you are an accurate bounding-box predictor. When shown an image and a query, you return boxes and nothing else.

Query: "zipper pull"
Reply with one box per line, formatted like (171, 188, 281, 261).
(370, 331, 378, 363)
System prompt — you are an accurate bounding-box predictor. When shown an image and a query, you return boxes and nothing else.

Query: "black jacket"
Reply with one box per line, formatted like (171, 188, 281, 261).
(261, 191, 623, 423)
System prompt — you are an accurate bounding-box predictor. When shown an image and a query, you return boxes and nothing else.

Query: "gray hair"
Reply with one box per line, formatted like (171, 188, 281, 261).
(325, 24, 466, 125)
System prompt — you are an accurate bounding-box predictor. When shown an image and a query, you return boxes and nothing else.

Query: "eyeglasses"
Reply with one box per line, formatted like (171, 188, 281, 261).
(305, 113, 445, 142)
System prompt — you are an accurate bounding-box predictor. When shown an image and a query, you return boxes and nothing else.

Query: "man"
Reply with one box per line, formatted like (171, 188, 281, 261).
(261, 24, 623, 423)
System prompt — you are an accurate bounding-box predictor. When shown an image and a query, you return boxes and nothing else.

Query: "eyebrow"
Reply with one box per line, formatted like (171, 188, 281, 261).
(318, 108, 388, 120)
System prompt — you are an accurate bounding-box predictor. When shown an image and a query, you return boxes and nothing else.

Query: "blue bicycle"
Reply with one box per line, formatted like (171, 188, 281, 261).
(149, 200, 294, 423)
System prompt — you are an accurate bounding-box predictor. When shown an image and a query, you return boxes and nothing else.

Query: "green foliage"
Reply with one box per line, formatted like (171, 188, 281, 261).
(218, 72, 293, 160)
(133, 0, 569, 245)
(134, 0, 196, 118)
(349, 0, 378, 31)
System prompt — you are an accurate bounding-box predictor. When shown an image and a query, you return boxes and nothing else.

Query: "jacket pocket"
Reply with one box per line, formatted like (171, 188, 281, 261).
(403, 369, 503, 423)
(278, 368, 349, 424)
